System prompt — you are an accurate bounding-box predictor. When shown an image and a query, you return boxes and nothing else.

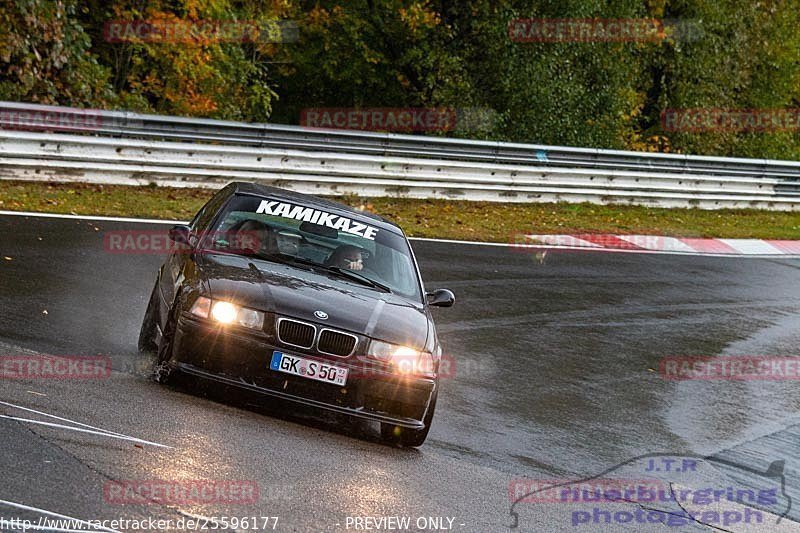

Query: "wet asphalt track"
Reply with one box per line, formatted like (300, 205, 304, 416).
(2, 213, 800, 532)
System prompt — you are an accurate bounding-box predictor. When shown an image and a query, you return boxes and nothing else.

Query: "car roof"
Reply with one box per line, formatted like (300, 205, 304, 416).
(227, 181, 404, 235)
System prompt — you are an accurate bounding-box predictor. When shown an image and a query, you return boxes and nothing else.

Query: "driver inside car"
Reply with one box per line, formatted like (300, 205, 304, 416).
(232, 219, 276, 255)
(325, 244, 365, 271)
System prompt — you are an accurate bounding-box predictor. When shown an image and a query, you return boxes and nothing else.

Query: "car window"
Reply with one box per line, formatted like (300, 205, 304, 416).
(207, 193, 422, 300)
(191, 185, 233, 231)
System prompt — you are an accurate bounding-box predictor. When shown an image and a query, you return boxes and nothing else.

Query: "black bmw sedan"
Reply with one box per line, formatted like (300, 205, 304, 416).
(138, 182, 454, 446)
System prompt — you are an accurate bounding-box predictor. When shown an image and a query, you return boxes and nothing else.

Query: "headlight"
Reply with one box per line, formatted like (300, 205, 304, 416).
(190, 296, 264, 331)
(211, 301, 237, 324)
(367, 340, 435, 376)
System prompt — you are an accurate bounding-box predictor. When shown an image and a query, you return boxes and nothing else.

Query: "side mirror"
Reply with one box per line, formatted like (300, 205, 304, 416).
(169, 224, 192, 245)
(426, 288, 455, 308)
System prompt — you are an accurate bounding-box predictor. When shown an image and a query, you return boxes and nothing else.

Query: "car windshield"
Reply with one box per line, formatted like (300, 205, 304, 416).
(206, 193, 422, 300)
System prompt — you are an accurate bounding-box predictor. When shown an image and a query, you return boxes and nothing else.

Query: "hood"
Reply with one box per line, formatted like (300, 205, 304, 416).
(197, 253, 430, 349)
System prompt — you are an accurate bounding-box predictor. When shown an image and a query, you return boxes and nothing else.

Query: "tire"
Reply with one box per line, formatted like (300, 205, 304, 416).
(380, 390, 437, 447)
(152, 294, 179, 385)
(137, 280, 160, 354)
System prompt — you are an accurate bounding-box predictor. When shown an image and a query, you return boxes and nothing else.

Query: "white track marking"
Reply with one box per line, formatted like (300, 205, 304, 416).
(2, 209, 800, 256)
(0, 210, 182, 225)
(0, 499, 120, 532)
(521, 235, 602, 248)
(0, 400, 134, 439)
(408, 236, 522, 247)
(507, 242, 800, 258)
(0, 209, 506, 246)
(0, 415, 172, 449)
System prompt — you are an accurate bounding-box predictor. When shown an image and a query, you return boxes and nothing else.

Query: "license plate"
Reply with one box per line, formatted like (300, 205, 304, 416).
(270, 351, 348, 386)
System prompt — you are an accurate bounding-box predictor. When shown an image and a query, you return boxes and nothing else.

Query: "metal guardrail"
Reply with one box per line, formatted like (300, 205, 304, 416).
(1, 101, 799, 210)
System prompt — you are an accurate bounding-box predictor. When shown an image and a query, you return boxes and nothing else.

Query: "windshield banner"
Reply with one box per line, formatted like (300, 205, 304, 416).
(256, 200, 379, 240)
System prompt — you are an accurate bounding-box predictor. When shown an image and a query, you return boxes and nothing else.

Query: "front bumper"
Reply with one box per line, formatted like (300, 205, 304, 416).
(168, 314, 436, 429)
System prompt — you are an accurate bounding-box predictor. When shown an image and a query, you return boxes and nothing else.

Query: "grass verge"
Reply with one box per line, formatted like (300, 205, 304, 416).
(1, 180, 800, 241)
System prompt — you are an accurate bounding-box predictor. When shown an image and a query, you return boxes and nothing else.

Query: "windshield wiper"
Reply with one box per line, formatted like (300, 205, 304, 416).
(326, 267, 392, 293)
(244, 252, 392, 293)
(287, 255, 327, 269)
(247, 252, 317, 271)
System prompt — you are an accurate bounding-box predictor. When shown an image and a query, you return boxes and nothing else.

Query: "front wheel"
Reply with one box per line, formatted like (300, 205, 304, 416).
(137, 280, 160, 354)
(380, 391, 437, 447)
(152, 296, 179, 384)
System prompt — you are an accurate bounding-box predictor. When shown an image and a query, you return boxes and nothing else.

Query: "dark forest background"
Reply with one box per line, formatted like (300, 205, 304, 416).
(2, 0, 799, 158)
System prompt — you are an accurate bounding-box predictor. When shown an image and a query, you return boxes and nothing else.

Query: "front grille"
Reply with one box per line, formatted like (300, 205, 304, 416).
(317, 329, 358, 357)
(277, 319, 315, 349)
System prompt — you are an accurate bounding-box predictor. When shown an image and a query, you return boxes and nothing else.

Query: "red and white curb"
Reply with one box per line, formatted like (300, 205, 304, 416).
(516, 234, 800, 257)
